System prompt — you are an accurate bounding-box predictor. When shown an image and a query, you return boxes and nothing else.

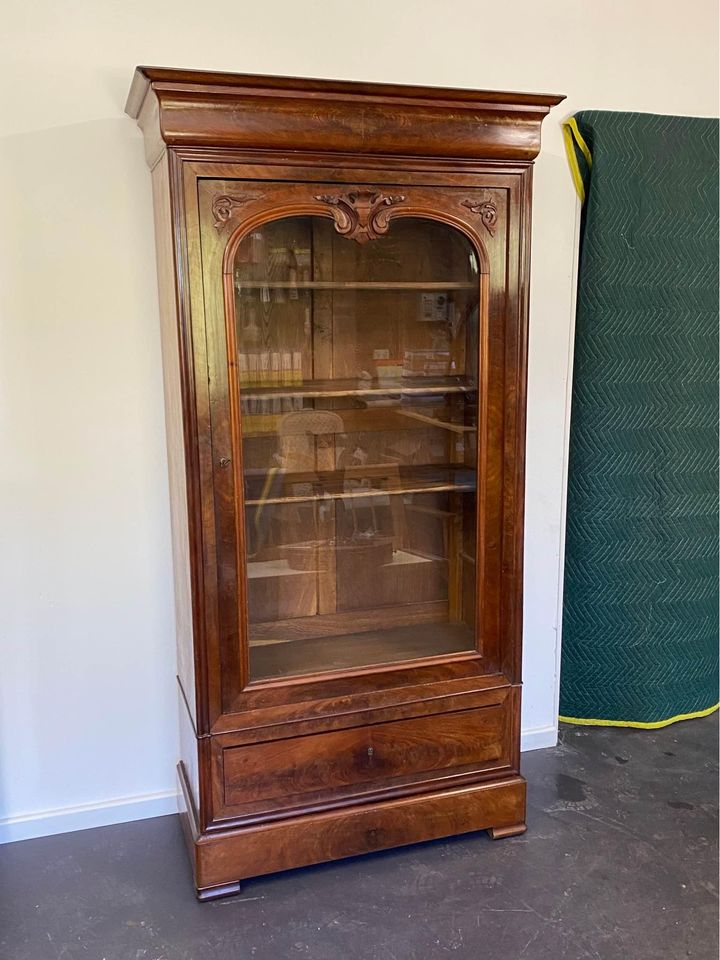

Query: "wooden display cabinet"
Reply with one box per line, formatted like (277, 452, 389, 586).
(126, 67, 563, 899)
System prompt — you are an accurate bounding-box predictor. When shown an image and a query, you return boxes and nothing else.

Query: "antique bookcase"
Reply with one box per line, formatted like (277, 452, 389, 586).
(126, 67, 563, 900)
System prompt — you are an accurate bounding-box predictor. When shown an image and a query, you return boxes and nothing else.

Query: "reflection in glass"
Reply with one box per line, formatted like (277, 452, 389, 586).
(233, 216, 481, 680)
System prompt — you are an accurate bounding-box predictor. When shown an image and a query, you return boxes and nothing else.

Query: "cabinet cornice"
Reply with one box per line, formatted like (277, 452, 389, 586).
(126, 66, 564, 164)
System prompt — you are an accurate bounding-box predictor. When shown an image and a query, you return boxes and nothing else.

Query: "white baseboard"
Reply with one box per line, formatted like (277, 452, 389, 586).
(1, 725, 558, 844)
(520, 724, 558, 752)
(0, 789, 179, 845)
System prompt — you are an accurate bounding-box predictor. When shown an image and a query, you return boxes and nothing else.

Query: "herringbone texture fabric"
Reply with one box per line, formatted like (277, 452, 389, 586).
(560, 111, 719, 722)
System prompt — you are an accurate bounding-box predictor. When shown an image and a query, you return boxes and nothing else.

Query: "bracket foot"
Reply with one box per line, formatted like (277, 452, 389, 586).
(487, 823, 527, 840)
(197, 880, 242, 901)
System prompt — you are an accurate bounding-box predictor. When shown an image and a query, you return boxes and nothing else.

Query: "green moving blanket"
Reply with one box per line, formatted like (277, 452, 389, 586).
(561, 111, 719, 727)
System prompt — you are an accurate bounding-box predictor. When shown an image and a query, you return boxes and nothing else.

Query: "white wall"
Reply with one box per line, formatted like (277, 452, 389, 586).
(1, 0, 717, 844)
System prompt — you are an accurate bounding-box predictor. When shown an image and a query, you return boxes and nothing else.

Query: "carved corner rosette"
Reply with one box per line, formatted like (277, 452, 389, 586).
(461, 198, 499, 238)
(314, 190, 407, 243)
(212, 194, 257, 230)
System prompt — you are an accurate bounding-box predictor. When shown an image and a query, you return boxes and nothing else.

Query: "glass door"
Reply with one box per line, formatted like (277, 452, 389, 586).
(231, 213, 481, 681)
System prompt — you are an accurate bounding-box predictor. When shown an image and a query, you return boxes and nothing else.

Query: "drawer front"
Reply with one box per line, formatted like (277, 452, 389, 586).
(220, 702, 509, 814)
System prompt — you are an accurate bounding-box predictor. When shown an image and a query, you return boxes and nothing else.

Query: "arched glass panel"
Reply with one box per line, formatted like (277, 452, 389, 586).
(233, 216, 480, 681)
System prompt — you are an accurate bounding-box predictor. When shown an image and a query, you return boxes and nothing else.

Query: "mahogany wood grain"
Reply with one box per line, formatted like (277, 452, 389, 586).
(502, 168, 534, 684)
(126, 67, 563, 163)
(213, 684, 509, 748)
(221, 704, 506, 808)
(210, 685, 517, 830)
(128, 67, 562, 895)
(178, 759, 526, 896)
(185, 156, 534, 187)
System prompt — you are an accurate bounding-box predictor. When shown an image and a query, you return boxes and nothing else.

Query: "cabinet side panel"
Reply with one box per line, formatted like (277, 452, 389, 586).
(151, 154, 196, 720)
(501, 169, 533, 683)
(178, 684, 200, 812)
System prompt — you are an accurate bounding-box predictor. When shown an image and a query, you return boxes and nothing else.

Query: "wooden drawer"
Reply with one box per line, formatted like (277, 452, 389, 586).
(219, 701, 510, 817)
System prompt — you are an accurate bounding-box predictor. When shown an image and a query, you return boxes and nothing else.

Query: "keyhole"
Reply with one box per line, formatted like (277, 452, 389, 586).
(367, 746, 374, 759)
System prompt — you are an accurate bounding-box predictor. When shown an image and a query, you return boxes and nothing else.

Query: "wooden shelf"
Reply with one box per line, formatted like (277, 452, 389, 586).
(235, 280, 477, 291)
(396, 409, 475, 434)
(240, 375, 477, 401)
(249, 620, 476, 681)
(244, 463, 476, 506)
(241, 406, 476, 439)
(248, 549, 437, 581)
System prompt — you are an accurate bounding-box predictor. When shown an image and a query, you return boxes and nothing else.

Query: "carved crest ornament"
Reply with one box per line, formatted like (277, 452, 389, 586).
(314, 191, 407, 243)
(212, 190, 497, 242)
(212, 194, 256, 229)
(461, 198, 499, 238)
(212, 190, 406, 241)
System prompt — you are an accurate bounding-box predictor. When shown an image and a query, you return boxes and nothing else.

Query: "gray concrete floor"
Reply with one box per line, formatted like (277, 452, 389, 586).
(1, 716, 717, 960)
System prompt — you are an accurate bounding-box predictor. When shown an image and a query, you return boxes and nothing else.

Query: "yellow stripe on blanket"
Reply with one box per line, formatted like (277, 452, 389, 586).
(559, 702, 719, 730)
(562, 117, 593, 203)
